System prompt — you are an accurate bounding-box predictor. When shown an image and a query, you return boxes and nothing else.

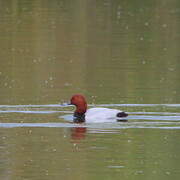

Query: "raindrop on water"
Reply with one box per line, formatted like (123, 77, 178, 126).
(33, 59, 37, 63)
(168, 67, 174, 71)
(11, 48, 15, 52)
(144, 22, 149, 26)
(162, 24, 167, 28)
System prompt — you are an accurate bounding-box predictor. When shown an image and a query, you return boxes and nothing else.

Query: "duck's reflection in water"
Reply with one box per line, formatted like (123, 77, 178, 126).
(71, 127, 87, 140)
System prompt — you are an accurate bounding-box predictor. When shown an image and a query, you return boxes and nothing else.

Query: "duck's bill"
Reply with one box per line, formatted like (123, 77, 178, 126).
(61, 102, 72, 106)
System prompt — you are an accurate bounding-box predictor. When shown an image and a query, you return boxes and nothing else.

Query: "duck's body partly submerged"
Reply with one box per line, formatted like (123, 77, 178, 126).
(70, 94, 128, 123)
(85, 107, 127, 123)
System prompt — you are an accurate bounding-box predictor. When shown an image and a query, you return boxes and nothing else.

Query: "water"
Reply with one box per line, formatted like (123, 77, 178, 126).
(0, 0, 180, 179)
(1, 103, 180, 128)
(0, 104, 180, 179)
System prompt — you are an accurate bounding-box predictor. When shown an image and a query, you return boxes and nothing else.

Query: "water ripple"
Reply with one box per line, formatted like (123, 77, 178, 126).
(0, 103, 179, 108)
(0, 122, 180, 129)
(0, 104, 179, 130)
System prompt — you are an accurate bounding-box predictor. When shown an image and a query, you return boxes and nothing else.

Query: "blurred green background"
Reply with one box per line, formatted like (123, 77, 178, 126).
(0, 0, 179, 105)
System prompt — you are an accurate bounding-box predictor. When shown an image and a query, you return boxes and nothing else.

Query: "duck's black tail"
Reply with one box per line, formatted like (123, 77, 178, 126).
(116, 112, 128, 118)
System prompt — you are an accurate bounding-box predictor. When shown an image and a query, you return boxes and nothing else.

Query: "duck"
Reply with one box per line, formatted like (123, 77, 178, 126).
(70, 94, 128, 123)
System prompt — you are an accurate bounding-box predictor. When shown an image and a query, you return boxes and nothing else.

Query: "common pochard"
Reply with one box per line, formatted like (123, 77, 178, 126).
(70, 94, 128, 123)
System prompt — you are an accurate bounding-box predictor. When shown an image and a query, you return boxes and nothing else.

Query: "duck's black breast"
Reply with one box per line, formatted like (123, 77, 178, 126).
(73, 112, 85, 123)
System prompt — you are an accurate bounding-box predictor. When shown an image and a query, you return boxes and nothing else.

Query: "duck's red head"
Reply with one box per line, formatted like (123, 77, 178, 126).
(70, 94, 87, 114)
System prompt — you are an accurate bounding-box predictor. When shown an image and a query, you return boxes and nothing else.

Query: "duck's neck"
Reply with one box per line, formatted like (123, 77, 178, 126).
(75, 103, 87, 114)
(73, 103, 87, 123)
